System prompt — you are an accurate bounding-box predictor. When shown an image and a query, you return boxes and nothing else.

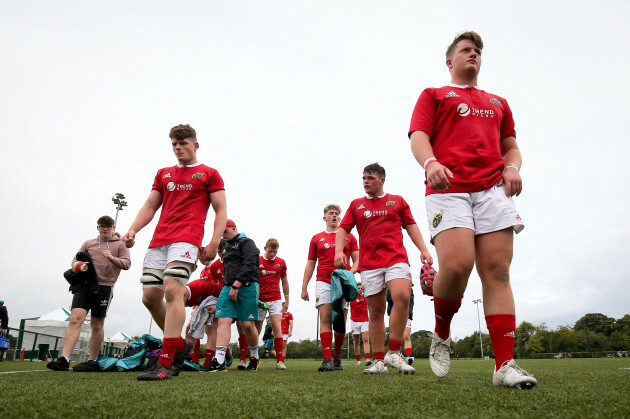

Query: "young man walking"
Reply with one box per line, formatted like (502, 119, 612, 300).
(47, 215, 130, 372)
(123, 124, 227, 381)
(408, 31, 537, 389)
(335, 163, 433, 375)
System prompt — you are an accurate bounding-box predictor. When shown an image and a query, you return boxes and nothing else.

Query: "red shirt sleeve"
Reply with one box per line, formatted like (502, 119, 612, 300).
(399, 197, 416, 227)
(205, 169, 225, 194)
(408, 88, 437, 138)
(339, 201, 357, 232)
(308, 235, 318, 261)
(281, 260, 287, 278)
(151, 170, 162, 192)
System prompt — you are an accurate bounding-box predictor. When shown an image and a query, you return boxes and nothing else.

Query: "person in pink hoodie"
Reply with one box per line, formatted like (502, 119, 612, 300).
(47, 215, 131, 372)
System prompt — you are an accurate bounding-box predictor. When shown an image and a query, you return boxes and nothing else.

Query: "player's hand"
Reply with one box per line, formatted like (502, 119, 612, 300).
(283, 301, 289, 312)
(123, 231, 135, 248)
(334, 252, 348, 269)
(420, 250, 433, 265)
(102, 250, 114, 261)
(229, 287, 238, 302)
(207, 306, 216, 315)
(426, 163, 453, 191)
(200, 240, 219, 264)
(497, 166, 522, 197)
(301, 289, 309, 301)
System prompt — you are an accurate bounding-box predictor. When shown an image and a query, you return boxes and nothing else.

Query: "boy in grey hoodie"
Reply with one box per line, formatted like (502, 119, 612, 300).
(47, 215, 131, 372)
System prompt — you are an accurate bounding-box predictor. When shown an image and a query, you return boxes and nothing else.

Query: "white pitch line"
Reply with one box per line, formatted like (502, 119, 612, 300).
(0, 369, 51, 374)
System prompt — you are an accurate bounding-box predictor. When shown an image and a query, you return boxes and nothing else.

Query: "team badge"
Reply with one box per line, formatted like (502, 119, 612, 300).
(432, 211, 444, 228)
(490, 98, 502, 106)
(386, 201, 395, 206)
(192, 172, 204, 179)
(274, 264, 281, 268)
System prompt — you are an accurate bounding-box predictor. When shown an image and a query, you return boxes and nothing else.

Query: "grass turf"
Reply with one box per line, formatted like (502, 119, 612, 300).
(0, 358, 628, 418)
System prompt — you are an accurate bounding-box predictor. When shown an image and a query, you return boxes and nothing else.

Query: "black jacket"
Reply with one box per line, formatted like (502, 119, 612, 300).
(0, 305, 8, 330)
(222, 233, 260, 287)
(63, 251, 100, 295)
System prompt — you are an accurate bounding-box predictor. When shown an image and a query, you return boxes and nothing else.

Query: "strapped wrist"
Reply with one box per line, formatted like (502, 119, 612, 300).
(505, 163, 520, 172)
(423, 157, 437, 169)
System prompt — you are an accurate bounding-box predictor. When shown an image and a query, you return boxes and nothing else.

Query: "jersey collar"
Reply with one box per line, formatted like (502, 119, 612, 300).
(366, 192, 387, 199)
(263, 255, 277, 261)
(177, 162, 202, 168)
(448, 83, 479, 89)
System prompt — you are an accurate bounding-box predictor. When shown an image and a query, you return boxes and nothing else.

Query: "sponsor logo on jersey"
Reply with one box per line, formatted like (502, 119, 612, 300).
(490, 98, 502, 106)
(162, 173, 171, 178)
(386, 200, 395, 206)
(192, 172, 204, 179)
(357, 204, 365, 210)
(167, 182, 193, 191)
(262, 270, 277, 275)
(432, 211, 443, 228)
(365, 210, 388, 218)
(457, 103, 494, 118)
(261, 270, 266, 275)
(364, 210, 372, 218)
(445, 91, 460, 98)
(324, 243, 330, 249)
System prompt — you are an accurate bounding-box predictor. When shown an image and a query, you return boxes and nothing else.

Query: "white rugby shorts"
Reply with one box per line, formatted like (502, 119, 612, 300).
(142, 242, 198, 288)
(360, 263, 412, 297)
(406, 318, 412, 329)
(315, 281, 349, 309)
(351, 320, 369, 335)
(425, 184, 524, 242)
(258, 299, 283, 319)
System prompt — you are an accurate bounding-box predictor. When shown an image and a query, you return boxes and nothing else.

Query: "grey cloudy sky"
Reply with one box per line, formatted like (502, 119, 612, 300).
(1, 1, 628, 343)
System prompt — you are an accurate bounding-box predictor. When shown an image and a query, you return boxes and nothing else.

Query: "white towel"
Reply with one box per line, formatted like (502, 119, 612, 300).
(189, 295, 218, 339)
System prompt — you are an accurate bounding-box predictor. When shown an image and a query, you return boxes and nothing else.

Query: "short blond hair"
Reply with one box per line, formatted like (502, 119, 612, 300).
(265, 238, 279, 249)
(446, 31, 483, 59)
(323, 204, 341, 215)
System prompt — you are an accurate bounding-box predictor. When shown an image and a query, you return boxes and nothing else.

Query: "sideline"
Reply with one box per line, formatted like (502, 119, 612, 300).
(0, 370, 51, 374)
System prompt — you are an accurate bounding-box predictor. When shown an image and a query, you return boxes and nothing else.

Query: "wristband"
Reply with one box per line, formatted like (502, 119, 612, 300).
(425, 160, 439, 170)
(423, 157, 437, 169)
(231, 285, 239, 290)
(505, 163, 519, 172)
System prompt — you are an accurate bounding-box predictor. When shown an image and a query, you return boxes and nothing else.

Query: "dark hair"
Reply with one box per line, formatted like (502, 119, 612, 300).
(363, 162, 386, 178)
(446, 31, 483, 59)
(97, 215, 115, 226)
(169, 124, 197, 142)
(218, 238, 228, 253)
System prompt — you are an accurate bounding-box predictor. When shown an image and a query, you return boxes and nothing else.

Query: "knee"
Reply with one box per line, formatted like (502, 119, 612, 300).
(69, 316, 84, 327)
(163, 282, 183, 303)
(440, 259, 475, 281)
(478, 257, 511, 284)
(142, 294, 160, 310)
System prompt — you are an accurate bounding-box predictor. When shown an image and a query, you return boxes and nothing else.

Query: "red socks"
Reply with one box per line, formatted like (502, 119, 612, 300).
(434, 296, 462, 340)
(404, 347, 412, 356)
(355, 354, 361, 361)
(274, 337, 284, 362)
(205, 349, 215, 363)
(334, 333, 345, 358)
(321, 332, 333, 359)
(191, 339, 201, 364)
(388, 339, 402, 352)
(158, 337, 184, 369)
(365, 352, 371, 360)
(238, 334, 248, 361)
(486, 314, 516, 371)
(373, 352, 385, 360)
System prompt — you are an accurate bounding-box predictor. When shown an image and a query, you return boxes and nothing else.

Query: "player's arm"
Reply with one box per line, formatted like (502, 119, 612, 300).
(200, 190, 227, 264)
(410, 130, 453, 191)
(497, 136, 523, 197)
(288, 318, 293, 337)
(404, 223, 433, 265)
(349, 250, 359, 274)
(123, 190, 162, 248)
(109, 244, 131, 270)
(301, 260, 316, 301)
(334, 228, 349, 268)
(281, 274, 290, 311)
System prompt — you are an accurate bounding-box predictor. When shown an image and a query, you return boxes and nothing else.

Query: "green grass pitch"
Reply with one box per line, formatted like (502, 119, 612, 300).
(1, 358, 628, 418)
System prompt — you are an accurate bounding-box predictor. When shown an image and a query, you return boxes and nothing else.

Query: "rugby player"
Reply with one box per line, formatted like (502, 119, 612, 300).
(408, 31, 537, 389)
(335, 163, 433, 375)
(280, 303, 293, 359)
(302, 204, 359, 372)
(350, 283, 371, 366)
(123, 124, 227, 381)
(255, 238, 290, 370)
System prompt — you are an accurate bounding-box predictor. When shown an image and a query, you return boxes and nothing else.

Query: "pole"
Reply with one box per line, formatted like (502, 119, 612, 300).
(473, 299, 483, 359)
(148, 317, 153, 336)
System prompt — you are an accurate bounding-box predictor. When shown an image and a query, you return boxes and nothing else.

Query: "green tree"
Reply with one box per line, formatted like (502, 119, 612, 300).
(525, 335, 544, 353)
(609, 331, 629, 351)
(613, 314, 630, 335)
(555, 326, 582, 352)
(574, 313, 615, 336)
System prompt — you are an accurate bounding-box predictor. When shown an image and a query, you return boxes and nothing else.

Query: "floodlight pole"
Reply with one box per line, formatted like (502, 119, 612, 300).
(112, 193, 128, 227)
(473, 299, 483, 359)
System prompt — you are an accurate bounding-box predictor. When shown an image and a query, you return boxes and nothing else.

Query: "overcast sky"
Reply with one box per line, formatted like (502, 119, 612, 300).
(1, 1, 628, 344)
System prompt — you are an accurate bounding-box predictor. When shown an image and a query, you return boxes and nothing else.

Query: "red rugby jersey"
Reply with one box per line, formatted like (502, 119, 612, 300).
(149, 163, 224, 248)
(350, 295, 368, 322)
(308, 231, 359, 284)
(281, 312, 293, 334)
(209, 259, 224, 285)
(258, 256, 287, 302)
(408, 85, 516, 195)
(339, 193, 415, 271)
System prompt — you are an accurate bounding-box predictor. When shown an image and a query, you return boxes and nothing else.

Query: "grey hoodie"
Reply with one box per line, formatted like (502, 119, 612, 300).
(72, 232, 131, 286)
